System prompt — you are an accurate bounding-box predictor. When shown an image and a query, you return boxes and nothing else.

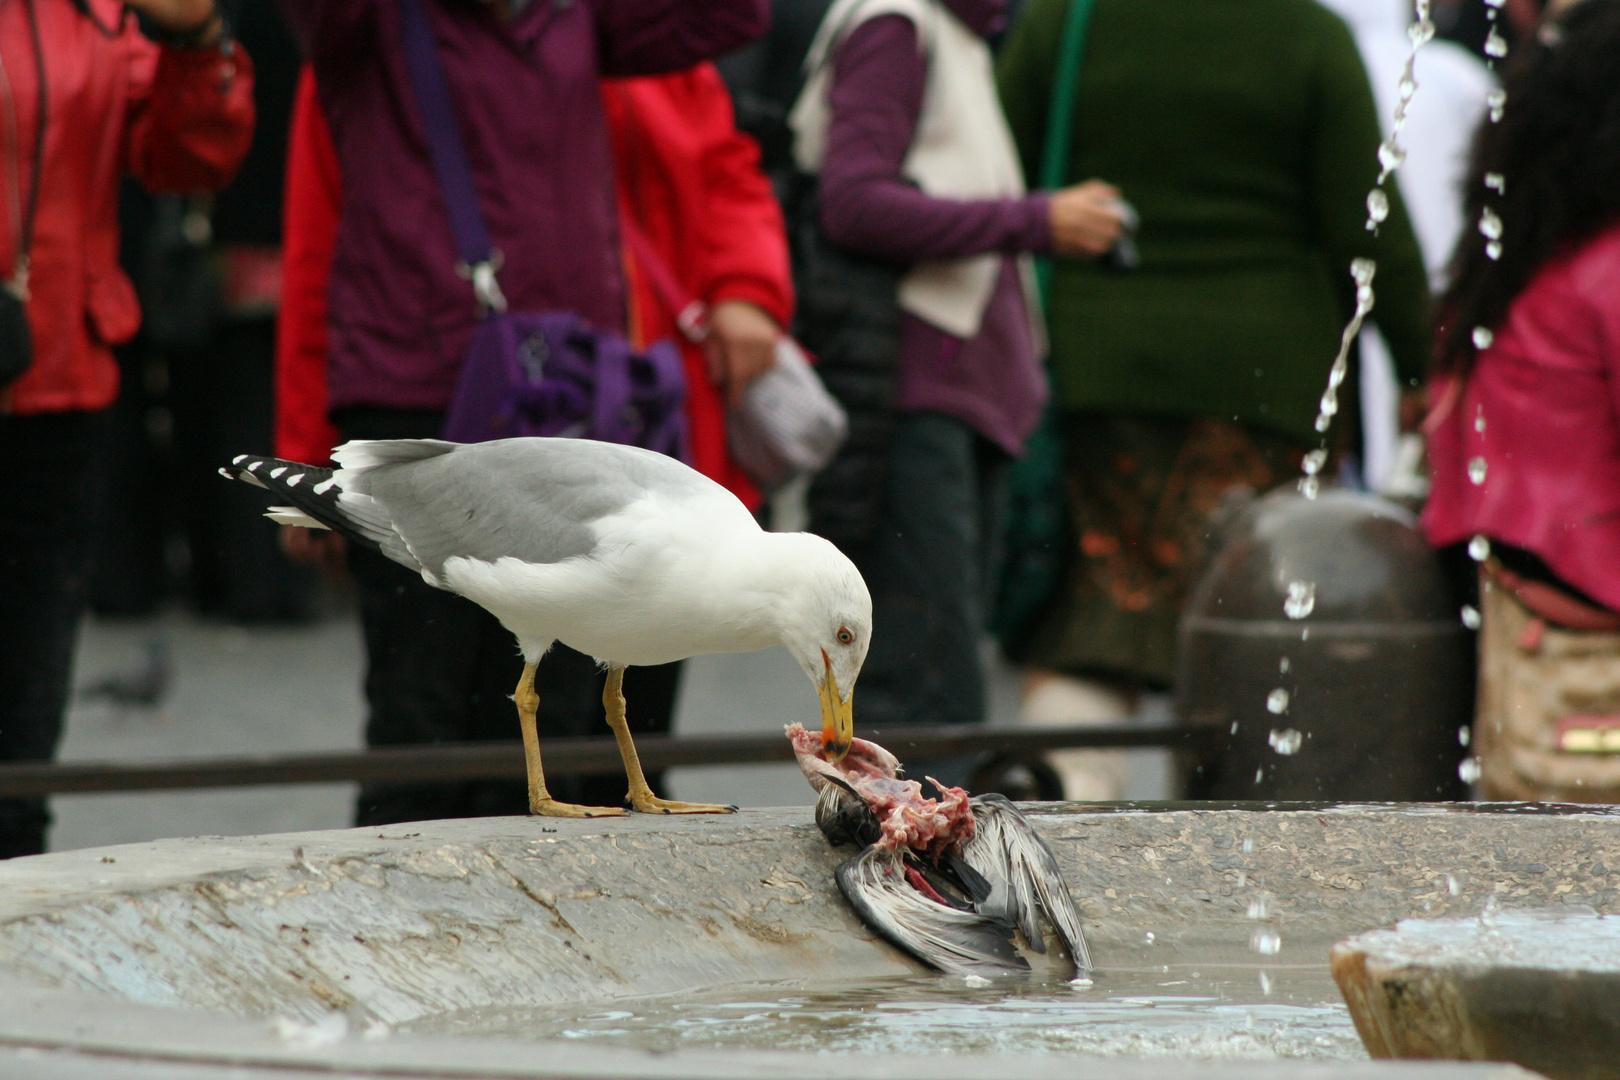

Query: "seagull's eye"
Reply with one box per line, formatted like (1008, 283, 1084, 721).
(836, 626, 855, 645)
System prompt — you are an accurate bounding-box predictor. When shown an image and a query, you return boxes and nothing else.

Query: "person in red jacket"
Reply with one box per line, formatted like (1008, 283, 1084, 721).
(274, 62, 794, 816)
(0, 0, 254, 858)
(602, 64, 794, 513)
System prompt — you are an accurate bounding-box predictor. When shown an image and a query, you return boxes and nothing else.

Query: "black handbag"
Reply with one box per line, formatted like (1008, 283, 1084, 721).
(784, 169, 902, 548)
(0, 0, 46, 391)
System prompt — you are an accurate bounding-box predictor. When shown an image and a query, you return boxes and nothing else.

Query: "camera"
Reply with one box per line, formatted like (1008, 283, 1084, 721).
(1102, 198, 1140, 272)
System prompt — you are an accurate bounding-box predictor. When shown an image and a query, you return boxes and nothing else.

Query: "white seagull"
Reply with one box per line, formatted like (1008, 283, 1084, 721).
(221, 438, 871, 817)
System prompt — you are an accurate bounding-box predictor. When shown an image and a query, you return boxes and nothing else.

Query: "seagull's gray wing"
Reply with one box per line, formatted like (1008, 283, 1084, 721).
(222, 438, 718, 584)
(960, 794, 1093, 975)
(835, 847, 1028, 977)
(342, 438, 714, 580)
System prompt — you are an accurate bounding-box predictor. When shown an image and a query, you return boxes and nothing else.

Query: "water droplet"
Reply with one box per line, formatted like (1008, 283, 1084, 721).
(1259, 971, 1274, 995)
(1247, 896, 1270, 919)
(1468, 456, 1488, 485)
(1279, 656, 1291, 674)
(1301, 448, 1328, 476)
(1298, 474, 1322, 499)
(1447, 874, 1462, 895)
(1474, 406, 1486, 433)
(1398, 75, 1417, 102)
(1365, 189, 1389, 229)
(1376, 141, 1405, 177)
(1269, 728, 1303, 755)
(1407, 18, 1435, 46)
(1461, 604, 1481, 630)
(1459, 757, 1482, 783)
(1230, 721, 1240, 735)
(1253, 766, 1264, 784)
(1284, 581, 1316, 619)
(1241, 837, 1254, 854)
(1469, 534, 1491, 562)
(1267, 688, 1290, 715)
(1144, 931, 1155, 945)
(1484, 26, 1508, 56)
(1486, 88, 1506, 122)
(1250, 930, 1281, 955)
(1459, 725, 1472, 746)
(1479, 207, 1503, 240)
(1487, 240, 1502, 261)
(1484, 172, 1506, 193)
(1472, 326, 1494, 350)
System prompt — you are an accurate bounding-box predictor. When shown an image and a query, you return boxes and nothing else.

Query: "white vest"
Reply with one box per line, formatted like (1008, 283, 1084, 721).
(790, 0, 1041, 342)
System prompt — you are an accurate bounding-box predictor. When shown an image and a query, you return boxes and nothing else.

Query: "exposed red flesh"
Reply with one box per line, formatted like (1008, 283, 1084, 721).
(787, 722, 976, 863)
(904, 862, 951, 906)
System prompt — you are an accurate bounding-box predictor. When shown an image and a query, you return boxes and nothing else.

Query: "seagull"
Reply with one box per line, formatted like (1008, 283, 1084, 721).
(788, 723, 1093, 978)
(220, 437, 871, 817)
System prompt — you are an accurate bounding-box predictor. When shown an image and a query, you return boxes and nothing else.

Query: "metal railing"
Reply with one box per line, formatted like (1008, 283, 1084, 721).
(0, 723, 1214, 798)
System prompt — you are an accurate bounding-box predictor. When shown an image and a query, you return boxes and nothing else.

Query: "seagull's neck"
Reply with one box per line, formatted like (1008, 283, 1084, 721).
(716, 530, 826, 648)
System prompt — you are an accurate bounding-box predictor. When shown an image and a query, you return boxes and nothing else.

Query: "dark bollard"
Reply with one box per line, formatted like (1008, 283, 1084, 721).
(1177, 488, 1471, 800)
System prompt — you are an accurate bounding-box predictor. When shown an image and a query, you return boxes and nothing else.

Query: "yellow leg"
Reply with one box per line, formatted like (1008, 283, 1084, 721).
(516, 661, 625, 818)
(604, 666, 735, 814)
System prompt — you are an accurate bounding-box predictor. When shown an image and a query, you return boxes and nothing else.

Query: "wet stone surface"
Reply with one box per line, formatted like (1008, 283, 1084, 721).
(1333, 907, 1620, 1080)
(0, 804, 1615, 1069)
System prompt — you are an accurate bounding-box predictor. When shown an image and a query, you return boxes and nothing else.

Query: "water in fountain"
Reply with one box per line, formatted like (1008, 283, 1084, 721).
(402, 965, 1362, 1059)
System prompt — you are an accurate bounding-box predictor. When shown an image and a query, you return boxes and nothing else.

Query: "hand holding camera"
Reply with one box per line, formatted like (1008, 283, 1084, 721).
(1048, 179, 1138, 270)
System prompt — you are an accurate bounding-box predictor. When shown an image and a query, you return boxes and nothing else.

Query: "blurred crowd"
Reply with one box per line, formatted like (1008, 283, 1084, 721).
(2, 0, 1617, 857)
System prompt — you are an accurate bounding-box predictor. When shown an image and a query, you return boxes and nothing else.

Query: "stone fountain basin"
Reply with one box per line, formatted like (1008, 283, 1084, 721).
(1334, 908, 1620, 1080)
(0, 803, 1611, 1079)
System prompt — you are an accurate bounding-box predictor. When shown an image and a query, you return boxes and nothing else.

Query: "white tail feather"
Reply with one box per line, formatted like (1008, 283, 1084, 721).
(265, 507, 331, 529)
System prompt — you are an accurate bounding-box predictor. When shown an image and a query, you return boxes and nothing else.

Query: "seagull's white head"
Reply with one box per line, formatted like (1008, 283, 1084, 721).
(769, 532, 872, 764)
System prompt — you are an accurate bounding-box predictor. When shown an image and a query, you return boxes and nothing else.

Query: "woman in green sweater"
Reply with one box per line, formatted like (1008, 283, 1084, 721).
(996, 0, 1432, 741)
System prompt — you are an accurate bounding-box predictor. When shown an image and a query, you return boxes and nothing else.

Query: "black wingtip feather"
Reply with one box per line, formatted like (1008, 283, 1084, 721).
(220, 454, 380, 553)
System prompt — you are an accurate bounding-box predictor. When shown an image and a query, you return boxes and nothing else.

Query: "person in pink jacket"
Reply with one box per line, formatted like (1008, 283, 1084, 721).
(1423, 0, 1620, 613)
(1423, 0, 1620, 801)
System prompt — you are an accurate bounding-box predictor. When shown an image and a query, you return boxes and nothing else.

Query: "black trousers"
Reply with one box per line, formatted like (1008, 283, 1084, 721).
(0, 410, 111, 857)
(335, 409, 681, 825)
(839, 413, 1007, 783)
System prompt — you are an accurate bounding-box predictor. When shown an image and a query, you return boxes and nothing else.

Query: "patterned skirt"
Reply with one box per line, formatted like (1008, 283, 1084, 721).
(1010, 411, 1308, 688)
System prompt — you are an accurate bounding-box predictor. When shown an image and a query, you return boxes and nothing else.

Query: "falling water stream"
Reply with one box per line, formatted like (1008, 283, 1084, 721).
(1248, 0, 1491, 963)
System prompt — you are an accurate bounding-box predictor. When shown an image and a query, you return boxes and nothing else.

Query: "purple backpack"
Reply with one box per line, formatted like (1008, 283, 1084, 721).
(399, 0, 687, 458)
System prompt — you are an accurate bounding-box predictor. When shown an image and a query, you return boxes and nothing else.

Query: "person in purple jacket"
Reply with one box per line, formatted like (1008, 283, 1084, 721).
(788, 0, 1122, 768)
(275, 0, 766, 826)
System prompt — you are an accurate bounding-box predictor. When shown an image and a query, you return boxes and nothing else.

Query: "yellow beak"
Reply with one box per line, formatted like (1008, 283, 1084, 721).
(819, 650, 853, 763)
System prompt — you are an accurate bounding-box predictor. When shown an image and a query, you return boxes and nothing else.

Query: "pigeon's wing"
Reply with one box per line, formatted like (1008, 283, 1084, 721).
(835, 847, 1028, 977)
(960, 794, 1093, 975)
